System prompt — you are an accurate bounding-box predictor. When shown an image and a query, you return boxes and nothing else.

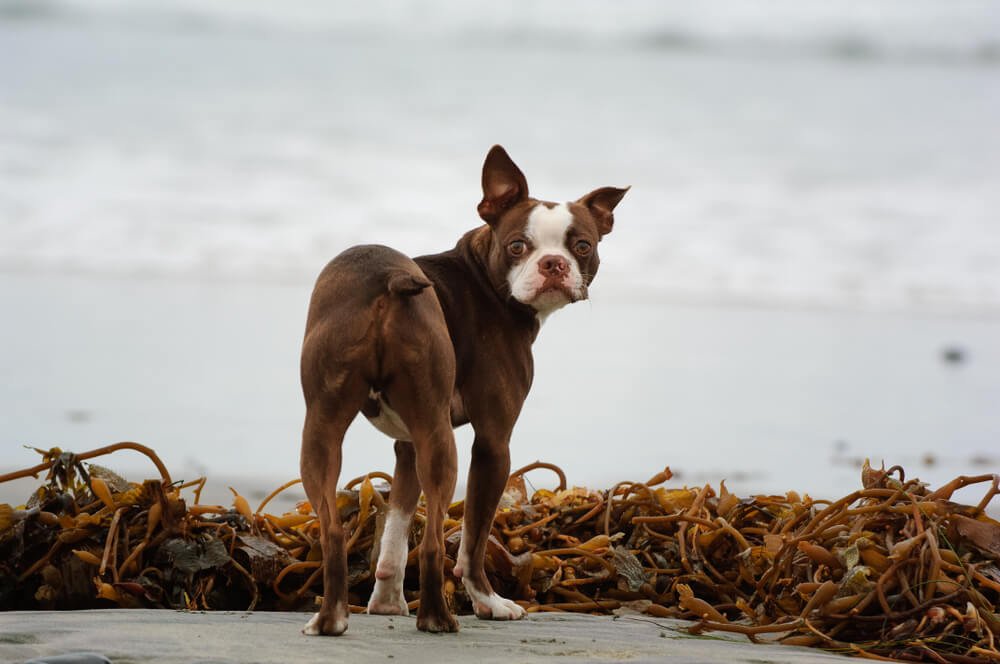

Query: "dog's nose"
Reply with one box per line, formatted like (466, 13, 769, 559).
(538, 255, 569, 278)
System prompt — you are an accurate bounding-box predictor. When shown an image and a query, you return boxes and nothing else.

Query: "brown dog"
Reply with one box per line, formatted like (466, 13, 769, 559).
(300, 145, 627, 635)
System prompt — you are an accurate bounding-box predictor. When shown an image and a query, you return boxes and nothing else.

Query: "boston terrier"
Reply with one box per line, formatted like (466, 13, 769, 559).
(299, 145, 628, 634)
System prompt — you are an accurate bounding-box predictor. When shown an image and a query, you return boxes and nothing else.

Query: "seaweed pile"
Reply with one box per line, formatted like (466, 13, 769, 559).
(2, 443, 999, 662)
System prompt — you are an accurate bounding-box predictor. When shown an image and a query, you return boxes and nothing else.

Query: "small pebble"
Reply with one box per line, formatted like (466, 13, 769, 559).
(65, 409, 92, 423)
(941, 346, 967, 365)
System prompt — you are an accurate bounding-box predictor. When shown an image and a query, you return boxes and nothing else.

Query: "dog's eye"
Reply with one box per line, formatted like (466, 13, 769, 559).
(573, 240, 592, 256)
(508, 240, 527, 257)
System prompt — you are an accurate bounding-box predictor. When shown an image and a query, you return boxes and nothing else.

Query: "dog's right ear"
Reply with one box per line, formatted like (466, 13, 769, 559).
(478, 145, 528, 225)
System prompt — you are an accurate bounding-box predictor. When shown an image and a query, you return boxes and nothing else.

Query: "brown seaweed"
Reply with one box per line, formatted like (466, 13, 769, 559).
(2, 445, 998, 662)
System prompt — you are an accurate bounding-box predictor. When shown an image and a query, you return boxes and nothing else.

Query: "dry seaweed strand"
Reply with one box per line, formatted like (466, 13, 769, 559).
(2, 445, 999, 662)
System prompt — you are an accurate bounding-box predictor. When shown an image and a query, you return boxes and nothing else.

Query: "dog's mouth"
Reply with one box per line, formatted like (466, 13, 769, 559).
(530, 280, 584, 306)
(540, 281, 571, 294)
(507, 267, 587, 312)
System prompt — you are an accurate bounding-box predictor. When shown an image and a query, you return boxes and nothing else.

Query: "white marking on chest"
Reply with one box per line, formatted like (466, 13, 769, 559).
(366, 389, 411, 441)
(507, 203, 584, 318)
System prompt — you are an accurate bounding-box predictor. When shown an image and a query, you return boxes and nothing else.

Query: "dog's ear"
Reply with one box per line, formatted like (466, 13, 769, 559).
(577, 186, 629, 237)
(478, 145, 529, 225)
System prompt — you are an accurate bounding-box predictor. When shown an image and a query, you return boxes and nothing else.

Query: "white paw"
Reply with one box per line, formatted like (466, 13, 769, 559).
(367, 578, 409, 616)
(479, 594, 526, 620)
(303, 612, 321, 635)
(369, 508, 412, 615)
(302, 611, 348, 636)
(462, 581, 526, 620)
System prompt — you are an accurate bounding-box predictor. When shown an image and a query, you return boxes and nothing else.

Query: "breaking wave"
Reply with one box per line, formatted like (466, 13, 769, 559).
(3, 0, 999, 66)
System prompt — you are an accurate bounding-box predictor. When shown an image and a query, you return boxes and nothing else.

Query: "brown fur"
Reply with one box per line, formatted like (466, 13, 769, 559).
(300, 146, 627, 634)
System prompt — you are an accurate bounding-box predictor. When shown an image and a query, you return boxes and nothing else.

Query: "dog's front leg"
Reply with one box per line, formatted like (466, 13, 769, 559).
(454, 434, 527, 620)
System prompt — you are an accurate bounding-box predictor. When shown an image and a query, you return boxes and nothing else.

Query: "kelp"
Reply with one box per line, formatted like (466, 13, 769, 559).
(2, 444, 999, 661)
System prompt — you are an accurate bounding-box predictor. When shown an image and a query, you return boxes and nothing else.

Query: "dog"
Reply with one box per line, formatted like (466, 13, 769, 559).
(299, 145, 628, 634)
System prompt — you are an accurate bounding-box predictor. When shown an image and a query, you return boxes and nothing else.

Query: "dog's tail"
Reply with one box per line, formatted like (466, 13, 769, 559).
(386, 271, 432, 296)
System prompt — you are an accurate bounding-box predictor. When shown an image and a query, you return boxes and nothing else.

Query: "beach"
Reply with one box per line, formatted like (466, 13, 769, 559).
(3, 4, 1000, 661)
(1, 610, 851, 663)
(4, 2, 1000, 503)
(2, 271, 998, 510)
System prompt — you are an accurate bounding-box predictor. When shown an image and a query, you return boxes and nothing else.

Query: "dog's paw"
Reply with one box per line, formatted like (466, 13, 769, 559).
(368, 559, 409, 615)
(473, 593, 526, 620)
(367, 597, 409, 615)
(462, 580, 526, 621)
(302, 611, 348, 636)
(417, 610, 460, 633)
(367, 581, 409, 616)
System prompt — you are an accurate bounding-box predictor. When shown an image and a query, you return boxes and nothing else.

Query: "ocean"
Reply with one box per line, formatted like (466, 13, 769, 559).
(2, 0, 999, 505)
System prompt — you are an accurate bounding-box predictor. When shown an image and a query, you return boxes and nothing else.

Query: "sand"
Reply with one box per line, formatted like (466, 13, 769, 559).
(1, 609, 850, 664)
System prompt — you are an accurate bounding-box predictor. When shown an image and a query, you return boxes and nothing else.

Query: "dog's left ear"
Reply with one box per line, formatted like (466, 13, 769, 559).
(478, 145, 529, 226)
(577, 186, 630, 237)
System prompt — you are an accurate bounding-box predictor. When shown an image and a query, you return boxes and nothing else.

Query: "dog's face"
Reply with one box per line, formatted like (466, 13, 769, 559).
(476, 145, 628, 318)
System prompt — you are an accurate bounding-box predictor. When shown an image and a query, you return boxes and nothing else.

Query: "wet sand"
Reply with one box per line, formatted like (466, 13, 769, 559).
(2, 272, 998, 507)
(1, 610, 848, 664)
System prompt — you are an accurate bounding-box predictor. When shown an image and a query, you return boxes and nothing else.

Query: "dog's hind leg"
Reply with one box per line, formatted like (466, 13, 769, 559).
(378, 387, 458, 632)
(372, 274, 458, 632)
(411, 420, 459, 633)
(299, 374, 367, 636)
(378, 337, 459, 630)
(367, 439, 420, 616)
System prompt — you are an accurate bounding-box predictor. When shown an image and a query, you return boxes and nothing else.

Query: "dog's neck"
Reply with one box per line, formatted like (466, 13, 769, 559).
(459, 226, 544, 329)
(414, 229, 541, 355)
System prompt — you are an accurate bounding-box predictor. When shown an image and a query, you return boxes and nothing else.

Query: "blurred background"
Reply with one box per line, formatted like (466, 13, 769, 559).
(2, 0, 999, 507)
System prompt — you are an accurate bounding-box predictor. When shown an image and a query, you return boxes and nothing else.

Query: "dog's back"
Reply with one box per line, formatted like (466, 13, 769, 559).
(301, 244, 446, 405)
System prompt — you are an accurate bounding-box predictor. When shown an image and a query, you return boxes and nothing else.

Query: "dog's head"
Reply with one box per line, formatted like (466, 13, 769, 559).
(476, 145, 628, 319)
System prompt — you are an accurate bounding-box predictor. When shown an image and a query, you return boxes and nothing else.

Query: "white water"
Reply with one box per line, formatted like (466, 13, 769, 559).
(2, 0, 999, 312)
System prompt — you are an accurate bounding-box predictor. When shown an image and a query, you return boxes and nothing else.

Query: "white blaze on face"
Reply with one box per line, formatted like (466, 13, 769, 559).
(506, 203, 584, 317)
